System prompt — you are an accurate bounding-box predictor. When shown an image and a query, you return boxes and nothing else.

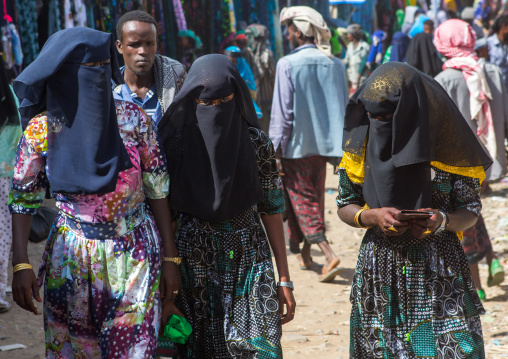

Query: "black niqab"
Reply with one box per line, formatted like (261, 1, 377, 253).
(13, 27, 132, 195)
(406, 32, 444, 78)
(344, 62, 492, 210)
(158, 54, 263, 222)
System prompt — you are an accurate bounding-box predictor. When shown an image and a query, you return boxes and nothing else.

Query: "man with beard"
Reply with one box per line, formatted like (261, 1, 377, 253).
(114, 11, 185, 124)
(488, 14, 508, 91)
(270, 6, 347, 282)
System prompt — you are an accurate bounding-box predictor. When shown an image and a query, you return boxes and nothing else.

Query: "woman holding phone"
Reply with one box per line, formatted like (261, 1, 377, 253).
(336, 63, 491, 358)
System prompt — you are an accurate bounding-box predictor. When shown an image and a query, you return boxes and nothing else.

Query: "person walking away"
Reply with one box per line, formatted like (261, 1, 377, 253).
(246, 24, 276, 133)
(406, 19, 443, 77)
(271, 6, 348, 282)
(157, 54, 296, 358)
(366, 30, 387, 71)
(0, 55, 21, 313)
(434, 19, 506, 301)
(337, 62, 490, 358)
(382, 31, 410, 63)
(487, 14, 508, 91)
(223, 45, 263, 119)
(343, 24, 370, 95)
(235, 33, 258, 81)
(114, 10, 186, 125)
(10, 27, 180, 357)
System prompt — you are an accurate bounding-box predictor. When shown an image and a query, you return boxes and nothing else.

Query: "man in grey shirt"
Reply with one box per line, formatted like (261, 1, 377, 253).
(270, 6, 348, 282)
(487, 14, 508, 91)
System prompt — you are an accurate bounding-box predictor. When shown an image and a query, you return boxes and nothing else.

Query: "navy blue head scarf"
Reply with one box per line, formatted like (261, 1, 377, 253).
(13, 27, 132, 195)
(389, 32, 410, 62)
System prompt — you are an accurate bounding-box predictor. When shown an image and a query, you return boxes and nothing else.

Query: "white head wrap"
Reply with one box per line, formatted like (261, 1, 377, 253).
(280, 6, 332, 58)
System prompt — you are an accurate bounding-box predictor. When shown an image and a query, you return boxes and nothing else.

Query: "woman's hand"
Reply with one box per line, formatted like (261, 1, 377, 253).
(278, 287, 296, 325)
(12, 269, 41, 315)
(409, 208, 443, 239)
(160, 298, 185, 334)
(363, 207, 409, 236)
(160, 261, 181, 302)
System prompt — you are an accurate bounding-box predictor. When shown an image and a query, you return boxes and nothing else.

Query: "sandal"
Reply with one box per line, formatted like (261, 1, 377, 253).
(487, 258, 505, 287)
(296, 254, 313, 270)
(321, 257, 341, 275)
(319, 267, 343, 283)
(477, 289, 486, 302)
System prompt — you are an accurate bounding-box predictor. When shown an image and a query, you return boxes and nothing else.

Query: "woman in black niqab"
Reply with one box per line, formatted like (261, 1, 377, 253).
(158, 54, 263, 222)
(157, 54, 295, 357)
(344, 62, 491, 211)
(336, 63, 489, 357)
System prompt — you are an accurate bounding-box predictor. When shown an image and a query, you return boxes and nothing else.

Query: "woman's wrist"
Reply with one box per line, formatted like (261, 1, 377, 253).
(12, 255, 30, 267)
(359, 209, 377, 228)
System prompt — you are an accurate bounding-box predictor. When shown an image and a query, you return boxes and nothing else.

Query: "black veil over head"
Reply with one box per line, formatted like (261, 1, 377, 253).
(344, 62, 492, 210)
(158, 54, 263, 222)
(13, 27, 131, 195)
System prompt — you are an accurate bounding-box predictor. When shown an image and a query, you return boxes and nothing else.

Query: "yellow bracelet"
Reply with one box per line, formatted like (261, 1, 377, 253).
(354, 208, 372, 229)
(163, 257, 182, 265)
(13, 263, 33, 273)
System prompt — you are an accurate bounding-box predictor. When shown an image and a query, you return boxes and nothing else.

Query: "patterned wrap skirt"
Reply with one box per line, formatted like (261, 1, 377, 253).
(461, 215, 492, 265)
(38, 203, 162, 358)
(174, 206, 283, 359)
(281, 156, 328, 253)
(350, 228, 485, 359)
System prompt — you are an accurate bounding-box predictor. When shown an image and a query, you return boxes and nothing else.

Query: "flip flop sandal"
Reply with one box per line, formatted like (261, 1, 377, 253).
(319, 267, 343, 283)
(321, 257, 341, 275)
(487, 259, 505, 287)
(296, 254, 313, 270)
(477, 289, 486, 302)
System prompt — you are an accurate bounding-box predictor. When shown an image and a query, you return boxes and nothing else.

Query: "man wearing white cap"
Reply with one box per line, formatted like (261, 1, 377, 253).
(461, 6, 485, 40)
(270, 6, 348, 282)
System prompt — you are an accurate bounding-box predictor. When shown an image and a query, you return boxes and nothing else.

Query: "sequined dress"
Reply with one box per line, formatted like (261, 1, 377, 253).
(174, 128, 285, 359)
(337, 158, 485, 358)
(9, 101, 169, 358)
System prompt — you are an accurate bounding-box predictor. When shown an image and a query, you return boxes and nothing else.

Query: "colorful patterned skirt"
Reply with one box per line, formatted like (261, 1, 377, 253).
(462, 215, 492, 265)
(174, 207, 283, 358)
(38, 204, 162, 358)
(350, 228, 485, 358)
(281, 156, 327, 253)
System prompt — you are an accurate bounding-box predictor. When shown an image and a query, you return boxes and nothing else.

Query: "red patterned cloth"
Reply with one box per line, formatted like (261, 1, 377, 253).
(462, 214, 492, 265)
(434, 19, 496, 157)
(282, 156, 327, 253)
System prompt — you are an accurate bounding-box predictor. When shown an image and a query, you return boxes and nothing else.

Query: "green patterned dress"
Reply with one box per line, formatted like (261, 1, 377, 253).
(174, 128, 285, 359)
(337, 166, 485, 359)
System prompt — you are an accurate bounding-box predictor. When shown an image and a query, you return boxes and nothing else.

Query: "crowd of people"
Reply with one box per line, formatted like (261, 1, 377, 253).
(0, 1, 508, 358)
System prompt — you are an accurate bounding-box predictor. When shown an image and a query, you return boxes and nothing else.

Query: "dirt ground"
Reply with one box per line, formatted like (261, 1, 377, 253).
(1, 164, 507, 358)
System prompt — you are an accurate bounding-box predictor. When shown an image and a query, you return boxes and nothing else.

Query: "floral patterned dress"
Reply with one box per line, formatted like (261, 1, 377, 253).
(174, 128, 285, 359)
(336, 155, 486, 358)
(9, 101, 169, 358)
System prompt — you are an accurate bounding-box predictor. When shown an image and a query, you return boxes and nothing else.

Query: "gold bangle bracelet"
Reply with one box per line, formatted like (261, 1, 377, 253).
(163, 257, 182, 265)
(13, 263, 33, 273)
(354, 208, 372, 229)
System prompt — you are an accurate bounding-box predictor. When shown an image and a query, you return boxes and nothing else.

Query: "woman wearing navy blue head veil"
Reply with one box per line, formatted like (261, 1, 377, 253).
(10, 27, 180, 357)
